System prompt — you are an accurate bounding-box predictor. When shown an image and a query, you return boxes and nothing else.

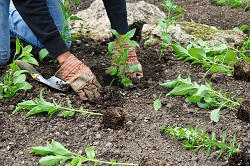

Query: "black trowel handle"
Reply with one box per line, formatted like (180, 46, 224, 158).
(16, 60, 40, 78)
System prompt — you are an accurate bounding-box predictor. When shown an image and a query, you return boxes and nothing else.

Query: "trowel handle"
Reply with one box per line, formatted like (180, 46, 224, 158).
(16, 60, 40, 75)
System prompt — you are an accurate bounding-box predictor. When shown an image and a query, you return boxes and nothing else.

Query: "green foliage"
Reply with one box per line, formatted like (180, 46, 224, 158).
(0, 38, 36, 99)
(160, 125, 240, 160)
(172, 40, 239, 76)
(212, 0, 249, 11)
(153, 98, 162, 112)
(12, 89, 103, 118)
(148, 0, 184, 60)
(31, 140, 139, 166)
(58, 0, 83, 42)
(106, 28, 140, 87)
(160, 75, 242, 122)
(236, 37, 250, 63)
(39, 48, 58, 63)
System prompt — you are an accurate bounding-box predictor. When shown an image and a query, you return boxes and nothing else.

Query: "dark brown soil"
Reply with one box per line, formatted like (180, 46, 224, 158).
(233, 61, 250, 81)
(102, 107, 126, 130)
(229, 148, 250, 166)
(1, 0, 250, 166)
(237, 100, 250, 123)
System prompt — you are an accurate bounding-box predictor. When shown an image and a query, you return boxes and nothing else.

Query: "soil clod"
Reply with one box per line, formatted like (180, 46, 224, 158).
(139, 156, 165, 166)
(233, 61, 250, 81)
(102, 107, 125, 129)
(236, 100, 250, 123)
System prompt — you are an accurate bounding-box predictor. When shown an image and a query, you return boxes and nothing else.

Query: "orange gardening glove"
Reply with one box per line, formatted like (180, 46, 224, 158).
(55, 55, 102, 102)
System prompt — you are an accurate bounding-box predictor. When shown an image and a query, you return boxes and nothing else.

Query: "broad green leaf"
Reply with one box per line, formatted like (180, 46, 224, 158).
(153, 99, 162, 112)
(160, 80, 179, 88)
(128, 40, 140, 48)
(107, 66, 117, 76)
(15, 82, 33, 91)
(15, 38, 21, 55)
(124, 28, 136, 40)
(12, 100, 36, 115)
(30, 146, 53, 156)
(23, 45, 33, 53)
(121, 78, 133, 87)
(22, 56, 39, 66)
(39, 155, 69, 166)
(188, 48, 206, 59)
(39, 49, 49, 61)
(210, 108, 220, 123)
(172, 43, 190, 57)
(129, 64, 139, 72)
(107, 41, 116, 53)
(168, 84, 193, 96)
(209, 64, 228, 73)
(111, 29, 120, 38)
(224, 50, 238, 65)
(25, 106, 45, 118)
(85, 146, 96, 159)
(13, 74, 26, 84)
(49, 140, 73, 156)
(240, 24, 249, 31)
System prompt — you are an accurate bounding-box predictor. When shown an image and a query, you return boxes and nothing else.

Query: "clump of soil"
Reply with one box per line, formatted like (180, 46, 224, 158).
(139, 156, 165, 166)
(233, 61, 250, 81)
(236, 100, 250, 123)
(102, 107, 125, 129)
(228, 148, 250, 166)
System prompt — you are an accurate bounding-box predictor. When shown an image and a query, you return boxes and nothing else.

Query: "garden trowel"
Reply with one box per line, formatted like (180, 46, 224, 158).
(16, 60, 70, 92)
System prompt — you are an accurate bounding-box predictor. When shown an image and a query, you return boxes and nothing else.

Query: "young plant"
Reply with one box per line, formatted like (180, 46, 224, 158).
(172, 40, 238, 76)
(160, 75, 242, 122)
(12, 89, 103, 118)
(145, 0, 184, 60)
(235, 36, 250, 63)
(30, 140, 139, 166)
(212, 0, 249, 11)
(0, 38, 37, 99)
(106, 28, 140, 87)
(160, 125, 240, 160)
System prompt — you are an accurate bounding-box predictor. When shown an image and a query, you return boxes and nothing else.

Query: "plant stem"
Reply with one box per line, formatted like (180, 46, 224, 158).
(57, 105, 103, 116)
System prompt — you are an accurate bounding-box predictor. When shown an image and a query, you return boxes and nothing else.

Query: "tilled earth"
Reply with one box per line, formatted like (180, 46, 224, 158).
(0, 0, 250, 165)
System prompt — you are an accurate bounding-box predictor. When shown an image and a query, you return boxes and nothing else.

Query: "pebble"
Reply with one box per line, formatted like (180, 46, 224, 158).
(9, 105, 15, 110)
(95, 133, 101, 139)
(93, 141, 99, 145)
(105, 142, 113, 148)
(6, 145, 11, 151)
(55, 132, 60, 136)
(126, 120, 133, 126)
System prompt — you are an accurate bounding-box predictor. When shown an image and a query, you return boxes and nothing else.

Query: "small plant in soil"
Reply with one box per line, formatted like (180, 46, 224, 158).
(145, 0, 184, 60)
(30, 140, 139, 166)
(12, 89, 103, 118)
(106, 28, 140, 87)
(211, 0, 250, 11)
(160, 75, 243, 122)
(172, 40, 239, 76)
(0, 38, 38, 99)
(160, 125, 240, 160)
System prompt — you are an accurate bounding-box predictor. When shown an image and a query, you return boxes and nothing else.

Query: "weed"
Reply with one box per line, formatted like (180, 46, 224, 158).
(106, 28, 140, 87)
(160, 75, 242, 122)
(235, 37, 250, 63)
(160, 125, 240, 160)
(0, 38, 38, 99)
(172, 40, 239, 76)
(212, 0, 249, 11)
(12, 89, 103, 118)
(31, 140, 139, 166)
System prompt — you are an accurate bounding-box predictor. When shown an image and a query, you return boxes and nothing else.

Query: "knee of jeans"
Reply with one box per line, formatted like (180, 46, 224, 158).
(0, 51, 10, 66)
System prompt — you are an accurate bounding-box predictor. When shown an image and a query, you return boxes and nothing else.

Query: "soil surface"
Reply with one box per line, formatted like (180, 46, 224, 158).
(1, 0, 250, 166)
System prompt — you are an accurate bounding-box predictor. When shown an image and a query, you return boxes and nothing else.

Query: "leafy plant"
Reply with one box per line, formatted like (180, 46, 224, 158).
(172, 40, 239, 76)
(212, 0, 249, 11)
(145, 0, 184, 60)
(160, 125, 240, 160)
(160, 75, 242, 122)
(12, 89, 103, 118)
(0, 38, 37, 99)
(30, 140, 139, 166)
(235, 37, 250, 63)
(106, 28, 140, 87)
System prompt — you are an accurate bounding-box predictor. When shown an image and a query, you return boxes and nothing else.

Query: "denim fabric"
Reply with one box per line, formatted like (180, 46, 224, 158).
(0, 0, 71, 65)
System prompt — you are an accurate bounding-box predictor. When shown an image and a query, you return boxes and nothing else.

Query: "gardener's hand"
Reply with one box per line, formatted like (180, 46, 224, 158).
(56, 52, 102, 102)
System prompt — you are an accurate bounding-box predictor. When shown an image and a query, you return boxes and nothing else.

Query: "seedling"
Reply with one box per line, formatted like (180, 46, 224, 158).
(160, 125, 240, 160)
(12, 89, 103, 118)
(172, 40, 238, 76)
(30, 140, 139, 166)
(106, 28, 140, 87)
(235, 37, 250, 63)
(0, 38, 37, 99)
(212, 0, 249, 11)
(145, 0, 184, 60)
(160, 75, 242, 122)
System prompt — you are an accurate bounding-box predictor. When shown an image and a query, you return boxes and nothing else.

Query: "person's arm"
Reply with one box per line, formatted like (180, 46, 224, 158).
(12, 0, 69, 59)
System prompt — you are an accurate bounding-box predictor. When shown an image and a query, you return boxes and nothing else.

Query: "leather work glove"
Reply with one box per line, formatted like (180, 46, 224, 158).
(55, 55, 102, 102)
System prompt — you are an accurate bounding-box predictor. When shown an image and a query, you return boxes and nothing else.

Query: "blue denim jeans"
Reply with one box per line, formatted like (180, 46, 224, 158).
(0, 0, 71, 65)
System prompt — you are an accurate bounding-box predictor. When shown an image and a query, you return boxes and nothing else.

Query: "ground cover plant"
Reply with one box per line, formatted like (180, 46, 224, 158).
(160, 75, 243, 122)
(0, 38, 38, 99)
(106, 28, 140, 87)
(31, 140, 139, 166)
(160, 125, 240, 160)
(12, 89, 103, 118)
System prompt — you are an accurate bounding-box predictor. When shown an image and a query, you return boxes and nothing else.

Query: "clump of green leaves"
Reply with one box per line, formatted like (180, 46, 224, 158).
(145, 0, 184, 60)
(172, 40, 239, 76)
(160, 125, 240, 160)
(12, 89, 103, 118)
(160, 75, 242, 122)
(30, 140, 139, 166)
(236, 37, 250, 63)
(106, 28, 140, 87)
(212, 0, 249, 11)
(0, 38, 38, 99)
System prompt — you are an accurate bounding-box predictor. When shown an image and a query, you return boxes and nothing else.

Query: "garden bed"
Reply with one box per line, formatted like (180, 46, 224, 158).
(0, 0, 249, 165)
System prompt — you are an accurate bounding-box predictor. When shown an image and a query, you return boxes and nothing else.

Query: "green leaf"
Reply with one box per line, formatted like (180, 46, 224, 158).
(172, 43, 190, 57)
(12, 100, 36, 115)
(39, 49, 49, 62)
(49, 140, 73, 156)
(25, 106, 45, 118)
(129, 64, 139, 72)
(121, 78, 133, 87)
(23, 45, 33, 53)
(70, 16, 83, 21)
(39, 155, 69, 166)
(240, 24, 249, 31)
(153, 99, 162, 112)
(30, 146, 53, 156)
(61, 111, 75, 117)
(210, 108, 220, 122)
(107, 66, 117, 76)
(209, 64, 228, 73)
(124, 28, 136, 40)
(188, 48, 206, 59)
(168, 84, 193, 96)
(22, 56, 39, 66)
(85, 146, 96, 159)
(13, 74, 26, 84)
(15, 38, 21, 55)
(111, 29, 120, 38)
(73, 0, 80, 4)
(224, 50, 238, 65)
(107, 41, 116, 53)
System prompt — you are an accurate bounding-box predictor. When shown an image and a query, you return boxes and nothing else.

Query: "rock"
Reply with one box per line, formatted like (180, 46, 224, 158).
(142, 21, 246, 48)
(70, 0, 165, 40)
(233, 61, 250, 81)
(95, 133, 101, 139)
(102, 107, 125, 130)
